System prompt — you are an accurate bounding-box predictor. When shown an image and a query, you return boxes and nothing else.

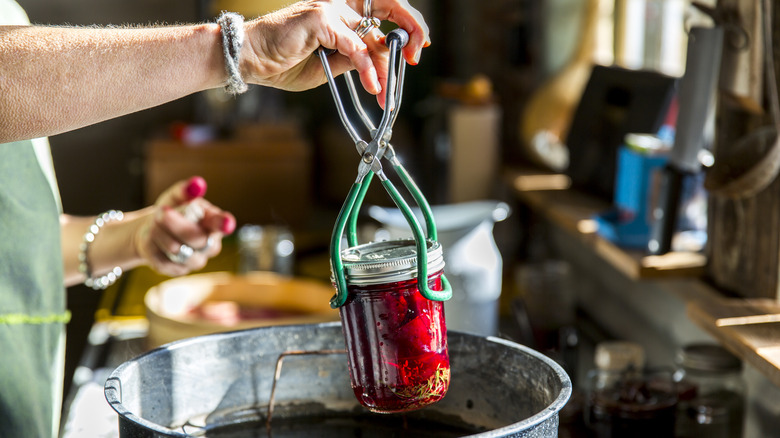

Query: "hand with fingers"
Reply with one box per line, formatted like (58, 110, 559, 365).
(240, 0, 430, 107)
(135, 176, 236, 277)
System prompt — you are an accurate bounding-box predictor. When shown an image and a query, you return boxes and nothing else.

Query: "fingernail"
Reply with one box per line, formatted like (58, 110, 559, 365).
(186, 176, 207, 199)
(221, 216, 236, 235)
(412, 50, 421, 65)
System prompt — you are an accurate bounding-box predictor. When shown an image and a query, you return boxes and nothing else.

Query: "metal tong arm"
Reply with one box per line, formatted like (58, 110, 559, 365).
(321, 29, 451, 308)
(342, 31, 439, 247)
(340, 31, 438, 247)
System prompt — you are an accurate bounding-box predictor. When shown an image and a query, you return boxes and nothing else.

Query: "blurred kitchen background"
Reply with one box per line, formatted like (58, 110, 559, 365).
(15, 0, 780, 436)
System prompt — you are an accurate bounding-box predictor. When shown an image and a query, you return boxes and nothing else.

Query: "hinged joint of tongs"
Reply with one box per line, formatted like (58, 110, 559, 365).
(319, 28, 452, 308)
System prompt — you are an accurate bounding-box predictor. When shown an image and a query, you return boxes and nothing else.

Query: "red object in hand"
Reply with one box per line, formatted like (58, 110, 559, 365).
(336, 240, 450, 413)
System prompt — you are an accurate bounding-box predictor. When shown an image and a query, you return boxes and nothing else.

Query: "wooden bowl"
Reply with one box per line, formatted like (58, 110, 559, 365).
(144, 271, 338, 348)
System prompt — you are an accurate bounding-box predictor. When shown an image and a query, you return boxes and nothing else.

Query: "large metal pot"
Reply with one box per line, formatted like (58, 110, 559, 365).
(105, 322, 571, 437)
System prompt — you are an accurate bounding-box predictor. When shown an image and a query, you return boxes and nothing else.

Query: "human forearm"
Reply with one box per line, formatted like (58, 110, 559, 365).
(0, 24, 225, 143)
(1, 1, 431, 142)
(61, 210, 149, 287)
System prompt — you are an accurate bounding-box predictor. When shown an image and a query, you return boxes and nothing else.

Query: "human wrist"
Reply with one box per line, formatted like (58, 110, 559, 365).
(187, 22, 228, 91)
(217, 11, 248, 95)
(79, 211, 125, 290)
(237, 18, 263, 85)
(127, 207, 156, 269)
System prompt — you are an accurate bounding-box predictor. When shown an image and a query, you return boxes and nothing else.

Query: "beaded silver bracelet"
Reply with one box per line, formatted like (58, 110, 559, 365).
(217, 11, 248, 95)
(79, 210, 124, 290)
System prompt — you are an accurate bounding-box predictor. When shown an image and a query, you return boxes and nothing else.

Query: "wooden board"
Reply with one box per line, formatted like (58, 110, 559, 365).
(705, 7, 780, 299)
(688, 298, 780, 387)
(144, 123, 313, 229)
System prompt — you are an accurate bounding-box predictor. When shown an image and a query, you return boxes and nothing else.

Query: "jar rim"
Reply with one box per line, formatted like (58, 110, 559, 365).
(337, 239, 445, 285)
(678, 344, 742, 372)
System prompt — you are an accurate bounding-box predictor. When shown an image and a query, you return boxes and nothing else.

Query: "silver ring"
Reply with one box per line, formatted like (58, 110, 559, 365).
(363, 0, 372, 16)
(355, 16, 380, 38)
(166, 243, 194, 264)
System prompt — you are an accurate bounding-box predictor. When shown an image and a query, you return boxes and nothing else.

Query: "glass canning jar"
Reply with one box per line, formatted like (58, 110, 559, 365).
(336, 239, 450, 413)
(674, 344, 745, 438)
(584, 341, 678, 438)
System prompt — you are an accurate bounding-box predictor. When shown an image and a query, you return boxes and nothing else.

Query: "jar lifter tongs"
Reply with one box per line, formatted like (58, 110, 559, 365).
(318, 29, 452, 308)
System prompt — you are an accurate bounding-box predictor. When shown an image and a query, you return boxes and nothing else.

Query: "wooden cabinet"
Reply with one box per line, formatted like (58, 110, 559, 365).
(144, 123, 313, 229)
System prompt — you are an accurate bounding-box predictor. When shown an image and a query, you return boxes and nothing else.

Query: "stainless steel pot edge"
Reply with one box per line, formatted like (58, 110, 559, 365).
(466, 335, 572, 438)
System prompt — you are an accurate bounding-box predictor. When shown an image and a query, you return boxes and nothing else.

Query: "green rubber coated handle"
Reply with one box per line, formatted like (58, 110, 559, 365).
(393, 162, 452, 299)
(381, 179, 452, 301)
(330, 172, 452, 306)
(347, 172, 374, 247)
(330, 181, 364, 308)
(394, 163, 437, 241)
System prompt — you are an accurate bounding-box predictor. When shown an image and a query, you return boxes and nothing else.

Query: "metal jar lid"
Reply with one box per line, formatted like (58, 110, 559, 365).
(678, 344, 742, 373)
(338, 239, 445, 285)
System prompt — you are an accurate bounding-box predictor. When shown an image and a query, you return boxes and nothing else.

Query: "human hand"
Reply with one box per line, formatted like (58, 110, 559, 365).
(241, 0, 430, 106)
(135, 176, 236, 277)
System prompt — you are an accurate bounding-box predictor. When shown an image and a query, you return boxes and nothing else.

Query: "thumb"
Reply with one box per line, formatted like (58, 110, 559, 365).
(155, 176, 208, 208)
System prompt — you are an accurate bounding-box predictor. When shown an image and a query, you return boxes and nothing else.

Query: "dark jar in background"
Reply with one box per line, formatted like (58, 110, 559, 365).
(337, 240, 450, 413)
(584, 341, 678, 438)
(674, 344, 745, 438)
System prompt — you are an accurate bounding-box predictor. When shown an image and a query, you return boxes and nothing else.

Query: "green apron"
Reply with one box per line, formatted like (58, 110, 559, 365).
(0, 141, 67, 437)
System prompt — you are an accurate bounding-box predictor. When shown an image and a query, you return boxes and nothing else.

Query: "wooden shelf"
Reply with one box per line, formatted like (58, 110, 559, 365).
(504, 166, 707, 280)
(688, 299, 780, 388)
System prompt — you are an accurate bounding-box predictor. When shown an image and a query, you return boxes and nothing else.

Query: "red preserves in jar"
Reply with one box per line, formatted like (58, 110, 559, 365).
(337, 240, 450, 413)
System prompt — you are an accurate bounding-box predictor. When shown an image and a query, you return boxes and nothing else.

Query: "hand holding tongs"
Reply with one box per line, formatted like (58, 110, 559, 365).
(318, 27, 452, 308)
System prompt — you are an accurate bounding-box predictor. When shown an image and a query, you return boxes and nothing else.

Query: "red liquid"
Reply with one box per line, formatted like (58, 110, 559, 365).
(339, 273, 450, 413)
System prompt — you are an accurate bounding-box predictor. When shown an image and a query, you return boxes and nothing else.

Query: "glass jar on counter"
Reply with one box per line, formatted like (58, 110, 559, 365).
(336, 240, 450, 413)
(237, 224, 295, 275)
(584, 341, 678, 438)
(674, 344, 745, 438)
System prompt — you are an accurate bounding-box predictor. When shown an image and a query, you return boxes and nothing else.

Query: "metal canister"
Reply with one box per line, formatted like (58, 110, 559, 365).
(336, 239, 450, 413)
